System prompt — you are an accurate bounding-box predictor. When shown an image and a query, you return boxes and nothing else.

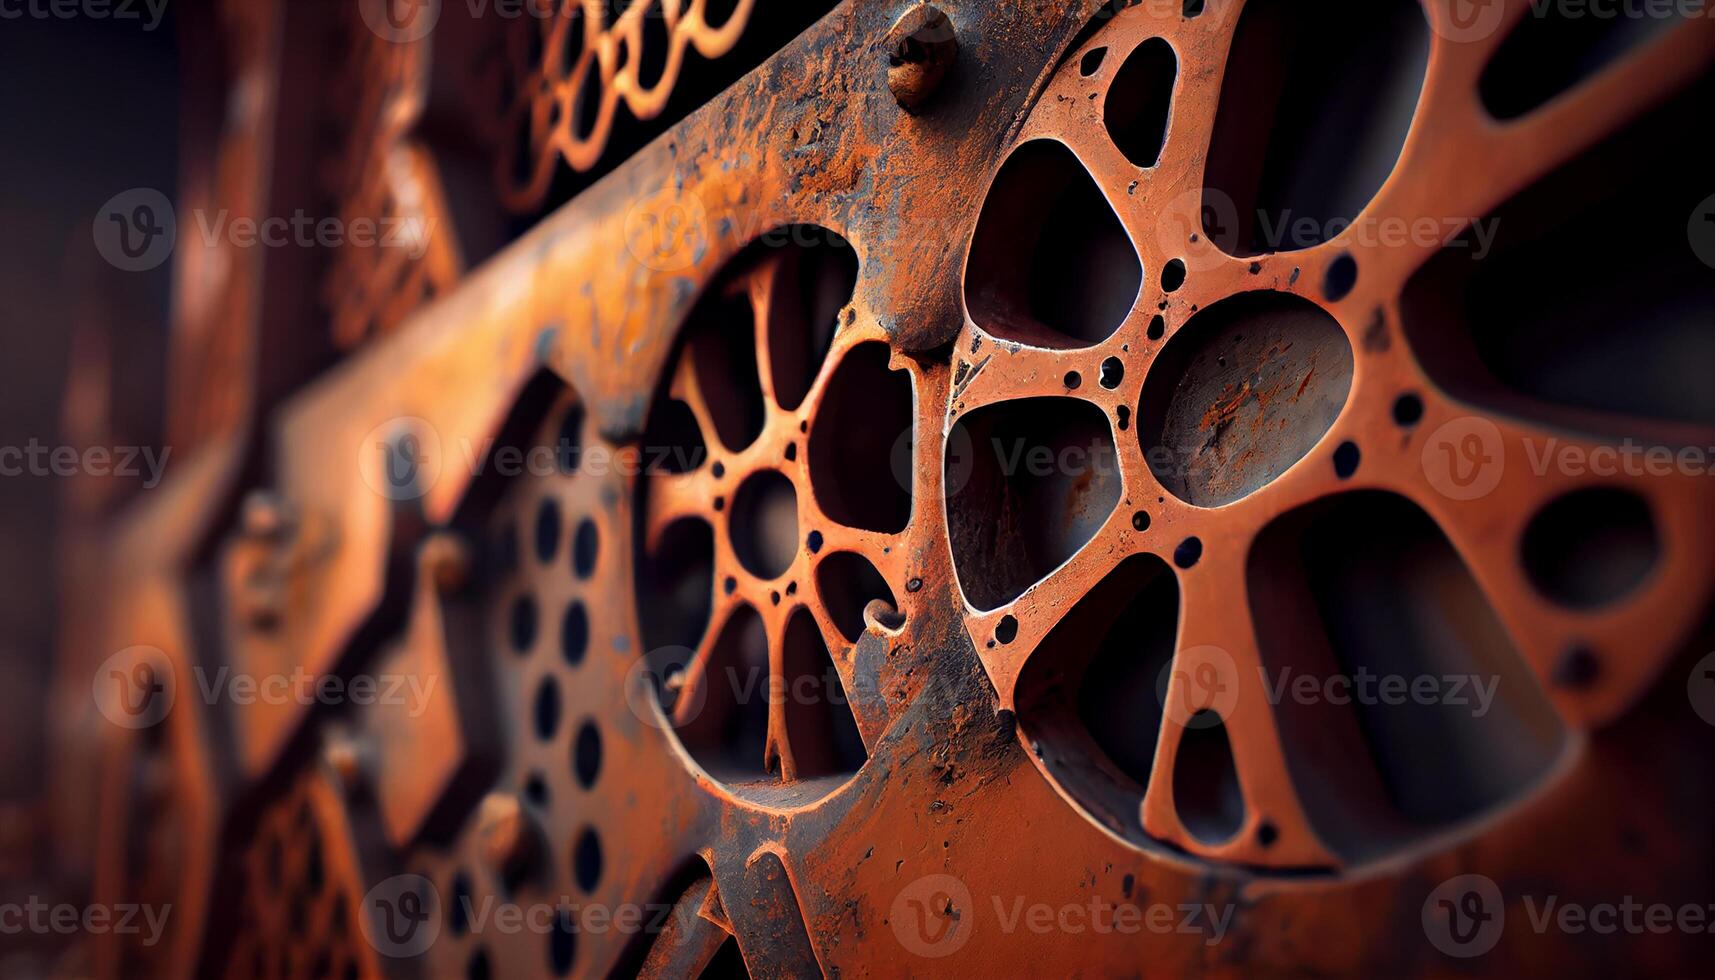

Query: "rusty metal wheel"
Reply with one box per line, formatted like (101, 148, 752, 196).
(949, 0, 1715, 876)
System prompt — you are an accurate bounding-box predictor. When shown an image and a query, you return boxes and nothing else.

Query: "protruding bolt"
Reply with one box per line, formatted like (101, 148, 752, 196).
(322, 728, 368, 792)
(422, 531, 472, 596)
(477, 792, 537, 877)
(241, 490, 290, 540)
(885, 5, 957, 112)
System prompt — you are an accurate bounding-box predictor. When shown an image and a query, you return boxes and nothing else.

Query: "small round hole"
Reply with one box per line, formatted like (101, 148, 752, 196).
(1333, 441, 1361, 479)
(807, 530, 824, 554)
(995, 615, 1019, 644)
(1147, 315, 1165, 340)
(1064, 371, 1083, 390)
(1080, 46, 1107, 76)
(510, 594, 539, 654)
(534, 498, 562, 564)
(1132, 511, 1151, 532)
(1392, 393, 1424, 427)
(1257, 821, 1279, 847)
(573, 721, 601, 789)
(534, 676, 562, 741)
(561, 601, 589, 666)
(524, 772, 549, 807)
(1161, 259, 1187, 292)
(1100, 357, 1125, 389)
(573, 827, 603, 892)
(1323, 253, 1358, 302)
(1174, 537, 1203, 569)
(572, 518, 599, 579)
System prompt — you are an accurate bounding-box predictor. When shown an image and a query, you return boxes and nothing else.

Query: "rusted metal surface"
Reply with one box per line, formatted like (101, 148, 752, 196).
(35, 0, 1715, 977)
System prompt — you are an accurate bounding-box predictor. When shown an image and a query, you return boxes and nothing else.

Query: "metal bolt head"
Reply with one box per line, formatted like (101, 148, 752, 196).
(322, 729, 368, 791)
(241, 490, 289, 540)
(886, 5, 957, 112)
(477, 792, 536, 875)
(421, 531, 472, 595)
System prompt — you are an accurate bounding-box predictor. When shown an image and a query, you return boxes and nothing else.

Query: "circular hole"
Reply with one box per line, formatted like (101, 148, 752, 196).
(785, 443, 798, 462)
(1256, 821, 1279, 847)
(449, 873, 473, 936)
(1147, 315, 1165, 340)
(573, 827, 603, 892)
(1132, 511, 1151, 531)
(1521, 488, 1660, 609)
(1174, 537, 1203, 569)
(1161, 258, 1188, 292)
(524, 772, 549, 807)
(572, 518, 599, 579)
(995, 615, 1019, 644)
(548, 906, 576, 975)
(1100, 357, 1125, 389)
(1323, 253, 1358, 302)
(561, 601, 589, 666)
(712, 461, 726, 479)
(534, 676, 562, 741)
(534, 498, 562, 563)
(723, 576, 737, 595)
(573, 722, 601, 789)
(1117, 405, 1131, 431)
(1392, 393, 1424, 427)
(1184, 0, 1206, 15)
(510, 594, 539, 654)
(1064, 371, 1083, 390)
(806, 530, 824, 554)
(730, 471, 800, 579)
(1080, 46, 1107, 76)
(1333, 441, 1361, 479)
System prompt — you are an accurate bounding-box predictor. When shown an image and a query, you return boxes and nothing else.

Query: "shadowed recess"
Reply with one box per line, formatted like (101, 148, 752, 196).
(809, 342, 913, 533)
(1202, 0, 1428, 255)
(1402, 73, 1715, 433)
(1521, 487, 1659, 610)
(1248, 491, 1567, 865)
(947, 397, 1121, 611)
(1013, 554, 1180, 845)
(966, 140, 1142, 348)
(1104, 38, 1177, 168)
(1481, 3, 1686, 120)
(779, 609, 867, 778)
(765, 229, 858, 412)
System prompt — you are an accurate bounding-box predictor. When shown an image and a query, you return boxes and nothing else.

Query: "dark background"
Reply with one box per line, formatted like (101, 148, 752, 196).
(0, 10, 178, 800)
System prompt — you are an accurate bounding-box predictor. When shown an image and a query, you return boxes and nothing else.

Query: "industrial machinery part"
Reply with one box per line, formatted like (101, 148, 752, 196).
(23, 0, 1715, 977)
